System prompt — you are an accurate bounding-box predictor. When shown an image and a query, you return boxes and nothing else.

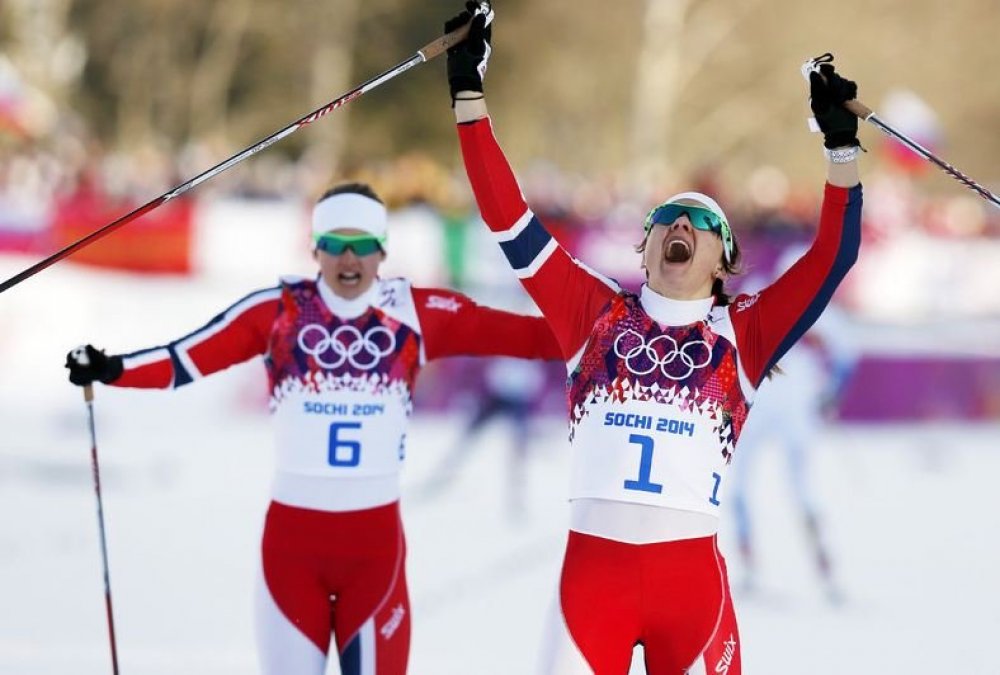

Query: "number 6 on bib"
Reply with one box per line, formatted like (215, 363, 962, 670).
(328, 421, 362, 467)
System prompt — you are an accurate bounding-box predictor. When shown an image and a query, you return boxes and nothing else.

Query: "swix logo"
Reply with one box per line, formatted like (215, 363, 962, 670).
(714, 634, 737, 673)
(380, 604, 406, 640)
(735, 294, 759, 312)
(426, 295, 462, 313)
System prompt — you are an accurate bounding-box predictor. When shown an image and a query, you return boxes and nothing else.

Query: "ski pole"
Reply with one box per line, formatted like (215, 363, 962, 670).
(80, 370, 121, 675)
(803, 53, 1000, 210)
(0, 21, 473, 295)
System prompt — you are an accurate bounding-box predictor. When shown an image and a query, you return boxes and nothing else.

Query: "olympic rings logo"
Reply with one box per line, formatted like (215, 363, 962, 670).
(297, 323, 397, 371)
(613, 329, 712, 381)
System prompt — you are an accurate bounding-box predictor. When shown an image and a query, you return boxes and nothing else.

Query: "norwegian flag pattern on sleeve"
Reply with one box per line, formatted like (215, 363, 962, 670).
(411, 287, 562, 361)
(114, 287, 281, 389)
(728, 183, 862, 388)
(458, 118, 620, 365)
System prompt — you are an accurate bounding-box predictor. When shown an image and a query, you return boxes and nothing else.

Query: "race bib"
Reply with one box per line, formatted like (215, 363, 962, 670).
(272, 389, 408, 477)
(569, 399, 728, 514)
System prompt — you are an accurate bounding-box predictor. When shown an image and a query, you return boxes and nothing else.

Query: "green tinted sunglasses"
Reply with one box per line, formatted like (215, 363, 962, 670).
(314, 233, 385, 257)
(644, 203, 734, 263)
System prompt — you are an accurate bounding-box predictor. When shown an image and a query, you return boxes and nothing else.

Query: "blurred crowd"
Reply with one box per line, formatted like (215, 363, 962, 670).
(4, 99, 1000, 318)
(5, 72, 1000, 430)
(5, 123, 1000, 240)
(4, 122, 1000, 253)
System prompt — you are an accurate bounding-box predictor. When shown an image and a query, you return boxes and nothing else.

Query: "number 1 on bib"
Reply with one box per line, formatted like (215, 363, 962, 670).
(623, 433, 664, 494)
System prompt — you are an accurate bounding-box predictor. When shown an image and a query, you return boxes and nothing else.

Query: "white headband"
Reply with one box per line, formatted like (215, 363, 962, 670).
(311, 193, 388, 241)
(662, 191, 728, 224)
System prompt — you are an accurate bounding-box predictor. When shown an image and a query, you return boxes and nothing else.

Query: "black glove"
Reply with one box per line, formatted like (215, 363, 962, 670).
(445, 1, 493, 102)
(809, 63, 859, 149)
(65, 344, 123, 386)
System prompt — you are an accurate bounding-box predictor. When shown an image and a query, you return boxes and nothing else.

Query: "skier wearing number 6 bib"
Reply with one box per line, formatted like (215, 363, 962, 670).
(446, 3, 862, 673)
(63, 182, 561, 675)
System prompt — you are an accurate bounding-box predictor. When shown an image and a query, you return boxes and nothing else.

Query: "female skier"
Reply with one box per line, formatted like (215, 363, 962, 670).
(65, 182, 561, 675)
(445, 4, 863, 672)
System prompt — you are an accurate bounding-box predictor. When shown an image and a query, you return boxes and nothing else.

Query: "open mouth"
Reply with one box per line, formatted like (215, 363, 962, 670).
(338, 271, 362, 285)
(664, 238, 692, 263)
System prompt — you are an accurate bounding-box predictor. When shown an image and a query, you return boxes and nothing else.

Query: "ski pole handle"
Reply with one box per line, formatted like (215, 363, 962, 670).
(419, 20, 472, 61)
(844, 99, 874, 121)
(802, 53, 872, 120)
(73, 347, 97, 402)
(802, 52, 1000, 209)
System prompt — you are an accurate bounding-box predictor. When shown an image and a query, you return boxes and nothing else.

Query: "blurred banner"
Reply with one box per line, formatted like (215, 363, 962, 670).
(50, 185, 195, 274)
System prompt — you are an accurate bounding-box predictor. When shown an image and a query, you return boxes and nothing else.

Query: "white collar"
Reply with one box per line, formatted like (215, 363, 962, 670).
(639, 284, 714, 326)
(317, 277, 380, 319)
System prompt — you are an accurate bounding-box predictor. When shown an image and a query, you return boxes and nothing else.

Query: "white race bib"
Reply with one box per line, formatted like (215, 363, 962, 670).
(569, 399, 729, 515)
(272, 389, 408, 478)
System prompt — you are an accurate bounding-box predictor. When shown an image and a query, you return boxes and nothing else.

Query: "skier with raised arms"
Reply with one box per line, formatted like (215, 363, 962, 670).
(445, 2, 863, 672)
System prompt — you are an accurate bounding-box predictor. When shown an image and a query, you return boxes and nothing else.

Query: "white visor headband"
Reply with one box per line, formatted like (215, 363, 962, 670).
(662, 191, 728, 224)
(311, 193, 388, 242)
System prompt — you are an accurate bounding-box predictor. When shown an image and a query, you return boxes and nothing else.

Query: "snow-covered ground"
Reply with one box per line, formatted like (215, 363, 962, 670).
(1, 252, 998, 674)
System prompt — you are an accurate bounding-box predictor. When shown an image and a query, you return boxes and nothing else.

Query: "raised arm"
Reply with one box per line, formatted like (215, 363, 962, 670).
(731, 183, 861, 387)
(66, 287, 280, 389)
(732, 61, 863, 386)
(412, 287, 562, 361)
(446, 3, 618, 361)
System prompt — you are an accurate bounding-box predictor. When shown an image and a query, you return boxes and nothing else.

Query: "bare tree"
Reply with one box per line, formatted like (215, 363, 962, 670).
(303, 0, 363, 177)
(3, 0, 79, 107)
(188, 0, 253, 144)
(629, 0, 764, 177)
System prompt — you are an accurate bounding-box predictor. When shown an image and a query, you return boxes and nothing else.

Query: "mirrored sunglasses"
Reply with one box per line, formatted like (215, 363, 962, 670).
(314, 233, 385, 257)
(644, 203, 734, 263)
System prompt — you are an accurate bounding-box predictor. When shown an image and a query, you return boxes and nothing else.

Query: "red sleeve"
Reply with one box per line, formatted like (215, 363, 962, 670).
(113, 288, 280, 389)
(731, 183, 862, 387)
(458, 117, 618, 360)
(412, 287, 562, 362)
